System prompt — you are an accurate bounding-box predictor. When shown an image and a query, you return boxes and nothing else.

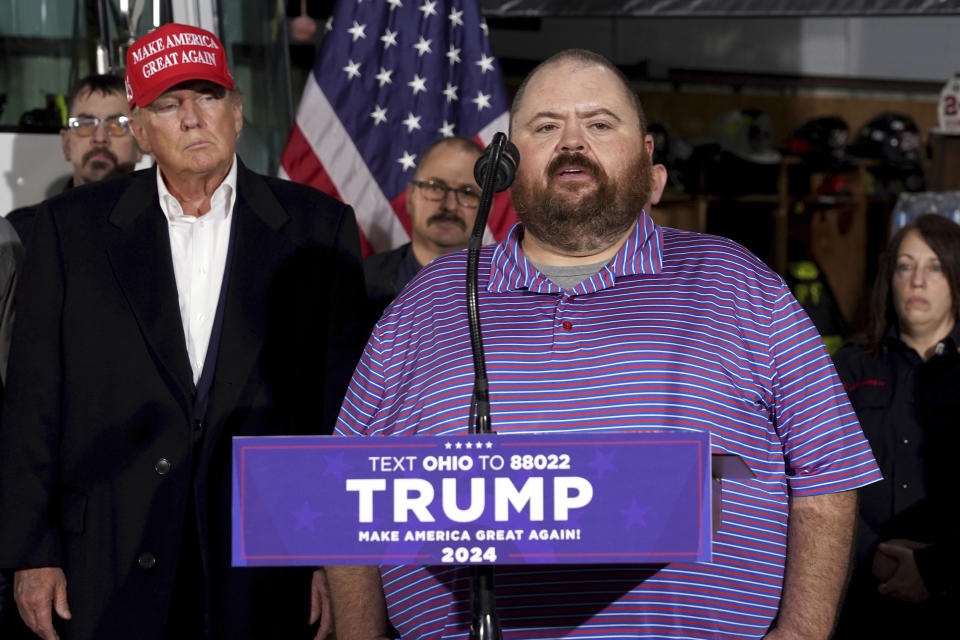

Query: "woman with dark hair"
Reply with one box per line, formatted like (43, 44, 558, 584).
(833, 213, 960, 637)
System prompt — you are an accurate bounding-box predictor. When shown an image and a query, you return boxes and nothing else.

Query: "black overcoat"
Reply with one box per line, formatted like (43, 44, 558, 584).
(0, 161, 366, 639)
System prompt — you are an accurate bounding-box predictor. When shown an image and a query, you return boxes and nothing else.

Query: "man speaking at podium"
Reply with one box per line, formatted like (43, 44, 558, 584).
(329, 50, 880, 640)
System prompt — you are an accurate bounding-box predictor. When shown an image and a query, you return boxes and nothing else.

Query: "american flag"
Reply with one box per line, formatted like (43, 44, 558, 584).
(279, 0, 515, 255)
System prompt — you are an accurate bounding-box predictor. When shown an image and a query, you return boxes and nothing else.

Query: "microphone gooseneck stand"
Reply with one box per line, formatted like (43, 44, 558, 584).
(466, 132, 519, 640)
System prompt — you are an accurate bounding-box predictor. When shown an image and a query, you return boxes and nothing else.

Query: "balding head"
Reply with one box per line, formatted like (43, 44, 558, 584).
(510, 49, 646, 135)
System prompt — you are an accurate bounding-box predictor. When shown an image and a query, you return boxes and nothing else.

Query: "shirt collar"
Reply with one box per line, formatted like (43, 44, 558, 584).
(156, 154, 238, 222)
(488, 209, 663, 294)
(885, 322, 960, 359)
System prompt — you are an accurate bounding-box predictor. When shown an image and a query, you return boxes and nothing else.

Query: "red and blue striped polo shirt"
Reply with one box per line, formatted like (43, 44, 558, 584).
(337, 212, 881, 639)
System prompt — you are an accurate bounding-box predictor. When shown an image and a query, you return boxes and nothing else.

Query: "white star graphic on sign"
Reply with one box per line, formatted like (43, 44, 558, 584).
(342, 60, 361, 80)
(380, 28, 398, 49)
(480, 20, 488, 35)
(397, 151, 417, 171)
(472, 90, 491, 111)
(464, 442, 472, 449)
(442, 82, 459, 102)
(486, 442, 493, 449)
(438, 120, 455, 137)
(455, 441, 462, 449)
(407, 74, 427, 95)
(419, 0, 438, 18)
(402, 112, 422, 132)
(324, 17, 333, 33)
(370, 104, 388, 125)
(387, 0, 403, 9)
(413, 36, 432, 56)
(446, 45, 461, 65)
(375, 66, 393, 87)
(448, 8, 464, 26)
(347, 21, 367, 42)
(476, 54, 495, 74)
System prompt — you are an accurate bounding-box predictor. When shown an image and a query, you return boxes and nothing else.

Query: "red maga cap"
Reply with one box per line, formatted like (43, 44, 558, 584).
(125, 23, 234, 108)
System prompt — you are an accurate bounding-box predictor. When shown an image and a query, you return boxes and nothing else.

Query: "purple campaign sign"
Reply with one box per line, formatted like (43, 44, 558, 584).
(232, 431, 712, 566)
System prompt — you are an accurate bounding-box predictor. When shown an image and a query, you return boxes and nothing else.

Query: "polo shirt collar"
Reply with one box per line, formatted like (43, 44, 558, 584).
(488, 210, 663, 294)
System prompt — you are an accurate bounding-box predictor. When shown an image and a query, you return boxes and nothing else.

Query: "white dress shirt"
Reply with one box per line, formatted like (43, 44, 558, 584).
(157, 156, 237, 384)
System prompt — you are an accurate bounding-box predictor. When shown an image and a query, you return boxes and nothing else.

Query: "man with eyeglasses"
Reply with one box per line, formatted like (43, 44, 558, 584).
(364, 136, 483, 323)
(0, 24, 364, 640)
(6, 74, 142, 247)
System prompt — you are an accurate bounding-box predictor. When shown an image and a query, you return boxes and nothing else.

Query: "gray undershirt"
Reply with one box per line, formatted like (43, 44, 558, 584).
(530, 259, 609, 290)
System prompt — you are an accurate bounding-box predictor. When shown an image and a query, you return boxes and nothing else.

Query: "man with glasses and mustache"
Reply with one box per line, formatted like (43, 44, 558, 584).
(364, 137, 483, 324)
(6, 74, 142, 247)
(329, 49, 881, 640)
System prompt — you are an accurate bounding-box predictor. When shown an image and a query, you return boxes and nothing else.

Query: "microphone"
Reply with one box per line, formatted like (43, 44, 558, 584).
(474, 136, 520, 193)
(466, 132, 514, 640)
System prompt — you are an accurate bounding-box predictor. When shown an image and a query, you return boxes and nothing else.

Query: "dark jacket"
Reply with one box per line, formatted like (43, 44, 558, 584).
(0, 162, 366, 639)
(833, 330, 959, 637)
(363, 242, 421, 329)
(6, 177, 74, 249)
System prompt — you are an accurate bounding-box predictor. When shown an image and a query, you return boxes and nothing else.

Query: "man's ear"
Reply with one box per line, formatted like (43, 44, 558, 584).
(128, 114, 152, 154)
(649, 163, 668, 206)
(60, 129, 71, 162)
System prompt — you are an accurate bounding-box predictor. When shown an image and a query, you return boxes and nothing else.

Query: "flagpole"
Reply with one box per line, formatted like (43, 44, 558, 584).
(466, 132, 518, 640)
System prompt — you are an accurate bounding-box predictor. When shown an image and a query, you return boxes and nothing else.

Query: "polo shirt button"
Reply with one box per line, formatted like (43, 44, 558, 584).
(138, 552, 157, 570)
(562, 321, 573, 330)
(154, 458, 171, 475)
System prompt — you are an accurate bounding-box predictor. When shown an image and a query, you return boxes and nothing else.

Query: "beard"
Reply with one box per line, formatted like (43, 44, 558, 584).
(511, 147, 653, 255)
(81, 147, 135, 180)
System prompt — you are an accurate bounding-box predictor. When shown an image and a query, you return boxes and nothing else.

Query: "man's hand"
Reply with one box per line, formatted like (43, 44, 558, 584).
(874, 539, 930, 604)
(310, 568, 333, 640)
(13, 567, 71, 640)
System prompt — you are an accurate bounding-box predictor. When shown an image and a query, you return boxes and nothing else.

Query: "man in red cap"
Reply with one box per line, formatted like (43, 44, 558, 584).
(0, 23, 365, 640)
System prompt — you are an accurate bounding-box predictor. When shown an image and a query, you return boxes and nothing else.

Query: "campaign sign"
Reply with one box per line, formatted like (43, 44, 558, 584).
(232, 431, 712, 566)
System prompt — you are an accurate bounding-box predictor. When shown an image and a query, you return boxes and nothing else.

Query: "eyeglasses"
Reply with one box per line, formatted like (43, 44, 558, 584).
(66, 115, 131, 138)
(412, 180, 480, 209)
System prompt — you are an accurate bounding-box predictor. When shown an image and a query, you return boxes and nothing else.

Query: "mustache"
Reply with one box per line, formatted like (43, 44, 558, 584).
(546, 152, 602, 178)
(82, 147, 119, 166)
(426, 211, 466, 230)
